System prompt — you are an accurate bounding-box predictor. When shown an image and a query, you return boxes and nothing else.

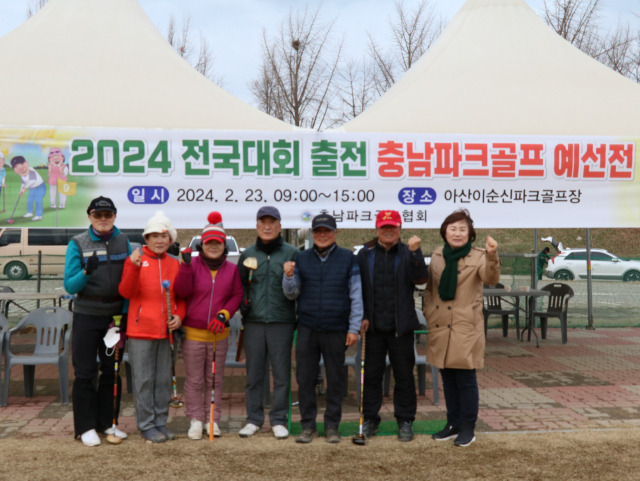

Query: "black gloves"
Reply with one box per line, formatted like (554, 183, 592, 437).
(181, 247, 193, 265)
(85, 251, 99, 275)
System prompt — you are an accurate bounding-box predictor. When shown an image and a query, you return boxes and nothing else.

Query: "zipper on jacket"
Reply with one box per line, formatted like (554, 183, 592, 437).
(157, 253, 166, 338)
(266, 254, 271, 323)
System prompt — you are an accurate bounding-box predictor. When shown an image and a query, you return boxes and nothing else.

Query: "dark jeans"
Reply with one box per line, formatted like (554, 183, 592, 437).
(296, 325, 346, 430)
(363, 331, 416, 424)
(440, 368, 479, 428)
(71, 312, 123, 436)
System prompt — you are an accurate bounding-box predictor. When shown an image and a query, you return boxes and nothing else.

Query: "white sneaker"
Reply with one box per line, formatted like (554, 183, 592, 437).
(239, 423, 260, 438)
(188, 419, 203, 440)
(272, 425, 289, 439)
(32, 216, 42, 221)
(104, 426, 128, 439)
(23, 213, 33, 218)
(204, 422, 221, 438)
(81, 429, 101, 447)
(51, 204, 56, 209)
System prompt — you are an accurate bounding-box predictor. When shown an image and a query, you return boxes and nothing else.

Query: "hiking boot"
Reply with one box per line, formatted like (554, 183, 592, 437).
(188, 420, 203, 440)
(432, 424, 459, 441)
(296, 428, 317, 444)
(141, 427, 167, 443)
(397, 421, 414, 442)
(272, 425, 289, 439)
(239, 423, 260, 438)
(362, 420, 378, 439)
(454, 431, 476, 447)
(157, 426, 176, 441)
(325, 426, 341, 444)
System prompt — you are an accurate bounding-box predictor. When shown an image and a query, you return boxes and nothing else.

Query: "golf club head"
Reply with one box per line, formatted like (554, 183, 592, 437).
(169, 399, 184, 408)
(243, 257, 258, 271)
(105, 434, 123, 445)
(352, 434, 366, 446)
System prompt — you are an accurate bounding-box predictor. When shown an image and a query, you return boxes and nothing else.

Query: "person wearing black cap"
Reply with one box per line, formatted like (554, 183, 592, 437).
(63, 196, 132, 447)
(237, 206, 298, 440)
(283, 214, 363, 444)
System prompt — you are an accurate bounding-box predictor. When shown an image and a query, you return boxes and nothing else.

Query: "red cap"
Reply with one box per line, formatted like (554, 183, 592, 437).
(376, 210, 401, 228)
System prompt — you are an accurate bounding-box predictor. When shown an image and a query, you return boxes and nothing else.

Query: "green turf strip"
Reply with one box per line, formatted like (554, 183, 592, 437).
(289, 419, 446, 437)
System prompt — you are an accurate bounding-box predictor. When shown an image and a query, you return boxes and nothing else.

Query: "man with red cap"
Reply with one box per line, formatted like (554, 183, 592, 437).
(356, 210, 428, 442)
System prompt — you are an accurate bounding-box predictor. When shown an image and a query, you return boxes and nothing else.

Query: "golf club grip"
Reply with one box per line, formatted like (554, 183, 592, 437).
(235, 327, 244, 362)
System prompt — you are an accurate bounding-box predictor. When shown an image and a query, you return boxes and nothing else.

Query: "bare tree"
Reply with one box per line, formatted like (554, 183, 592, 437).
(334, 58, 377, 125)
(542, 0, 640, 82)
(26, 0, 48, 17)
(251, 6, 342, 130)
(368, 0, 444, 96)
(166, 14, 220, 83)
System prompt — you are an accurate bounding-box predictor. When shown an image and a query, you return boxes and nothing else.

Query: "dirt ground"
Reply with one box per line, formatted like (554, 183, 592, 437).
(1, 429, 640, 481)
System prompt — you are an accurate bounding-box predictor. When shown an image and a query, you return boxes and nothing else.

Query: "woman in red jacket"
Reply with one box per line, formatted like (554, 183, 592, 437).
(175, 212, 243, 440)
(119, 211, 185, 443)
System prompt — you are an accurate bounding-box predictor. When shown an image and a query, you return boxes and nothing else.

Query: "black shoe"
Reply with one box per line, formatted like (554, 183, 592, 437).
(296, 428, 317, 444)
(325, 426, 341, 444)
(141, 427, 167, 443)
(157, 426, 176, 441)
(362, 420, 378, 439)
(454, 431, 476, 447)
(397, 421, 414, 442)
(432, 424, 459, 441)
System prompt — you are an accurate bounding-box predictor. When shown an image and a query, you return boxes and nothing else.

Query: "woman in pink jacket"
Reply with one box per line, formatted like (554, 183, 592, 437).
(175, 212, 243, 439)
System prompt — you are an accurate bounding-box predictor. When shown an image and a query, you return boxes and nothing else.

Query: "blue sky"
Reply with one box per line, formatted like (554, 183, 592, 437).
(0, 0, 637, 105)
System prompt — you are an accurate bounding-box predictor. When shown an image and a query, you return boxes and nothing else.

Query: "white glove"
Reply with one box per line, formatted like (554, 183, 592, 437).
(103, 326, 121, 349)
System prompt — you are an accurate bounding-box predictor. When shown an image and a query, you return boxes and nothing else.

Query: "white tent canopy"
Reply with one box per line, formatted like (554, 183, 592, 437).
(342, 0, 640, 136)
(0, 0, 292, 131)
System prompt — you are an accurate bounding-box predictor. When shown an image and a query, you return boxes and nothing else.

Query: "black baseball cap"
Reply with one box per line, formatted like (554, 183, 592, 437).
(87, 196, 117, 215)
(257, 206, 281, 220)
(312, 214, 337, 231)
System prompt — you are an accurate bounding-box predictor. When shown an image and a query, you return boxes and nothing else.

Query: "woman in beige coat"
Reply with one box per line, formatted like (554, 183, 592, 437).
(424, 209, 499, 447)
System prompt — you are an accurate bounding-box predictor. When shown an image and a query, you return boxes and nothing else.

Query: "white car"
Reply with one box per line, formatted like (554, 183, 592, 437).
(182, 235, 240, 264)
(545, 248, 640, 282)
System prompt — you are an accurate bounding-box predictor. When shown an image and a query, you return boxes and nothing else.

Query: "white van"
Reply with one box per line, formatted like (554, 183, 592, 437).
(0, 228, 144, 280)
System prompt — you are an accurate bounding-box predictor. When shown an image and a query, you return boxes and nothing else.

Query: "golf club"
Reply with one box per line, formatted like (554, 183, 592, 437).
(210, 337, 217, 441)
(2, 188, 5, 213)
(6, 191, 22, 224)
(352, 329, 366, 446)
(162, 280, 184, 409)
(106, 315, 123, 445)
(236, 256, 258, 362)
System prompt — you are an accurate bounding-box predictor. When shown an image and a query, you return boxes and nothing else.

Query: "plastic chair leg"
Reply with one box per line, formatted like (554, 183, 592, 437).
(58, 358, 69, 405)
(417, 365, 426, 395)
(431, 365, 439, 406)
(23, 365, 35, 397)
(561, 315, 568, 344)
(502, 315, 509, 337)
(540, 317, 548, 339)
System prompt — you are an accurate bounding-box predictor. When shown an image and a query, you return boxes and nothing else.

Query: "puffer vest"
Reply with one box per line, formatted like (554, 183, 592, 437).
(296, 246, 353, 331)
(71, 231, 129, 316)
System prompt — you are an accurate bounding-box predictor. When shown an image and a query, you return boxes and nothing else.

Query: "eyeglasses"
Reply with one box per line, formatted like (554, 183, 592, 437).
(91, 212, 114, 219)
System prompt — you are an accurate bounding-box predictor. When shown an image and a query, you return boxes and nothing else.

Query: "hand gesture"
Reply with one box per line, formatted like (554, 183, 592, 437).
(408, 235, 421, 252)
(130, 247, 142, 266)
(485, 235, 498, 254)
(181, 247, 192, 265)
(207, 313, 227, 334)
(283, 261, 296, 277)
(85, 251, 99, 275)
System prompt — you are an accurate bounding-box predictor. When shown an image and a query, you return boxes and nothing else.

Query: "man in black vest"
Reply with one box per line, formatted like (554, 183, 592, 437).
(283, 214, 363, 444)
(63, 196, 131, 447)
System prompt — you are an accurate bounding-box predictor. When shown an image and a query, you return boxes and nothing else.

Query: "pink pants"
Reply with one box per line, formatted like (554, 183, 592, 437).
(182, 337, 229, 424)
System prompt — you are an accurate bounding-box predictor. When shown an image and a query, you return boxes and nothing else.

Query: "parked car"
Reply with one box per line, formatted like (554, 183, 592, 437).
(182, 235, 240, 264)
(545, 248, 640, 282)
(0, 227, 144, 280)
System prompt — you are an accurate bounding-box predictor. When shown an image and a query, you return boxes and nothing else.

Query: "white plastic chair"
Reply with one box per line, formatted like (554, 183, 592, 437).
(2, 307, 72, 406)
